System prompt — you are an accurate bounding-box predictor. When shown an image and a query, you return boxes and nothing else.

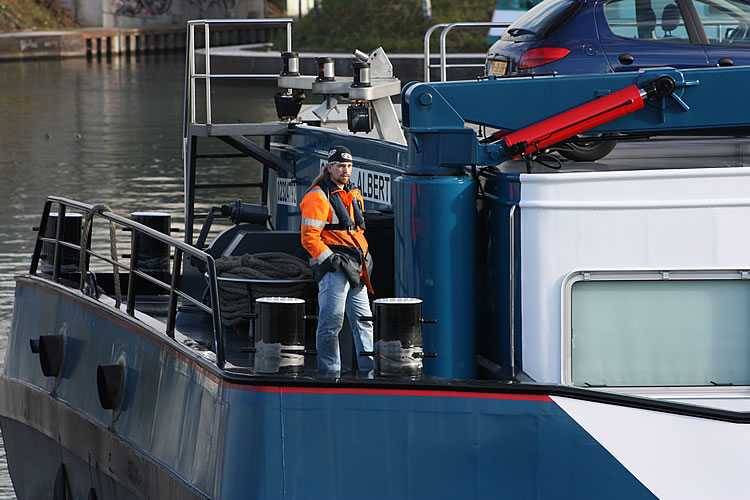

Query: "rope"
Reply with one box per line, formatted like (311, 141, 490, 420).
(215, 252, 315, 326)
(79, 204, 122, 308)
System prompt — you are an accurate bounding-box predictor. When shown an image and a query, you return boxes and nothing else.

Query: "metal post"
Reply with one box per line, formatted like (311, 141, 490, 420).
(206, 257, 225, 368)
(509, 204, 517, 379)
(204, 23, 212, 125)
(30, 201, 53, 274)
(262, 135, 271, 206)
(52, 204, 66, 282)
(423, 23, 447, 83)
(166, 247, 182, 338)
(422, 0, 432, 19)
(184, 135, 198, 245)
(439, 27, 450, 82)
(126, 227, 139, 316)
(189, 24, 196, 124)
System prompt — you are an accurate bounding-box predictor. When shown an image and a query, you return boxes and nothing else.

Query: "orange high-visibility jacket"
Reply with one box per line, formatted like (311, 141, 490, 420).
(300, 182, 373, 292)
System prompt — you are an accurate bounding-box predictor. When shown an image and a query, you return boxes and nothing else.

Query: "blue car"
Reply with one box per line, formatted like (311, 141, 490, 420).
(486, 0, 750, 159)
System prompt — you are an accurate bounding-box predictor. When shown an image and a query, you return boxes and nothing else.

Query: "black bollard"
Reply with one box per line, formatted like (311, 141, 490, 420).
(254, 297, 305, 374)
(372, 298, 426, 378)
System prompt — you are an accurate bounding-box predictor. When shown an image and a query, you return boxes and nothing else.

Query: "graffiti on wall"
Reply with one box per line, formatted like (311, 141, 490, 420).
(112, 0, 238, 17)
(187, 0, 238, 15)
(112, 0, 173, 16)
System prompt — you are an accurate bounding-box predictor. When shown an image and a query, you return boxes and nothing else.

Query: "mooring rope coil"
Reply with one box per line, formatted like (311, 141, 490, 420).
(215, 252, 314, 326)
(79, 204, 122, 307)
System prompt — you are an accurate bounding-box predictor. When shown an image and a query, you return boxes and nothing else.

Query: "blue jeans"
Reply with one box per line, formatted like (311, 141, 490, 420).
(316, 271, 374, 373)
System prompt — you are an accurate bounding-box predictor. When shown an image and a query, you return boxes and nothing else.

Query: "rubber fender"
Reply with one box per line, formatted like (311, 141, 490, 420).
(97, 364, 125, 410)
(29, 335, 64, 377)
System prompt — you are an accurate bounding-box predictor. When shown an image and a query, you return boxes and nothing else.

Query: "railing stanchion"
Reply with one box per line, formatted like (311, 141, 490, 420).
(52, 203, 66, 282)
(424, 22, 511, 82)
(126, 226, 139, 316)
(184, 19, 295, 128)
(189, 23, 196, 125)
(30, 201, 53, 274)
(423, 23, 447, 83)
(205, 256, 225, 368)
(29, 196, 222, 362)
(166, 247, 182, 339)
(204, 22, 212, 125)
(509, 204, 517, 379)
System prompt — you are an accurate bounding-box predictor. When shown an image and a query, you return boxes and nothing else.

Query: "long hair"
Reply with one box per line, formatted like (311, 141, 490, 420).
(306, 162, 331, 194)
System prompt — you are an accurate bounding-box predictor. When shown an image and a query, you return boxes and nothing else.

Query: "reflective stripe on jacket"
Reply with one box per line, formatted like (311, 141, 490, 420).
(300, 181, 373, 292)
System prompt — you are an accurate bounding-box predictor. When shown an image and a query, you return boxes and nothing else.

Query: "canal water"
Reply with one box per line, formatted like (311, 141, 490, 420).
(0, 52, 279, 498)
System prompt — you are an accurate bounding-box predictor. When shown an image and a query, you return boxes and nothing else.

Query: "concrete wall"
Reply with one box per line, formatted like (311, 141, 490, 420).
(0, 32, 87, 60)
(60, 0, 266, 28)
(285, 0, 314, 18)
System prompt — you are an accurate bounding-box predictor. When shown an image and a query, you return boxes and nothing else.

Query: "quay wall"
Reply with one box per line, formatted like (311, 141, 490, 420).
(0, 24, 283, 61)
(59, 0, 265, 29)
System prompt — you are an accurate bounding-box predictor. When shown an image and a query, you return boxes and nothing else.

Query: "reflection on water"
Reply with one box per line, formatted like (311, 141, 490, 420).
(0, 52, 279, 498)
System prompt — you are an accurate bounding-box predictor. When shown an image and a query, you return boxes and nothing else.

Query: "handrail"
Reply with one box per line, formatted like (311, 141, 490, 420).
(30, 196, 228, 369)
(185, 18, 293, 128)
(423, 22, 511, 82)
(508, 204, 517, 380)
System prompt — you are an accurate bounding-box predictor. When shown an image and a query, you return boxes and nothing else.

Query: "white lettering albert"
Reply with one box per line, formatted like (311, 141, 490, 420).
(352, 167, 391, 206)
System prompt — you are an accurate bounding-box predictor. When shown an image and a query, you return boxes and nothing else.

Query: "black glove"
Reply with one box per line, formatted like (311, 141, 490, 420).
(328, 254, 343, 271)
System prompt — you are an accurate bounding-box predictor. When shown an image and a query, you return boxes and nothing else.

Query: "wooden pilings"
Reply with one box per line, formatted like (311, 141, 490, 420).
(0, 24, 282, 61)
(80, 25, 283, 58)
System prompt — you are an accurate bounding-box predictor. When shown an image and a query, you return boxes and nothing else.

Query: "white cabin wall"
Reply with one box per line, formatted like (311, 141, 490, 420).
(518, 167, 750, 383)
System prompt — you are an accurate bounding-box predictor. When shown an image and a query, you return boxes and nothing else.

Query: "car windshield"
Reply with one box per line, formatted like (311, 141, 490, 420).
(501, 0, 582, 40)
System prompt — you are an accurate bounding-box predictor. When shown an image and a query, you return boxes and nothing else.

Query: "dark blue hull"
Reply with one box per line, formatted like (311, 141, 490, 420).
(0, 276, 660, 499)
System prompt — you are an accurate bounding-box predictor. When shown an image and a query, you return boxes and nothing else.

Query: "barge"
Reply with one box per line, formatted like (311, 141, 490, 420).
(2, 18, 750, 499)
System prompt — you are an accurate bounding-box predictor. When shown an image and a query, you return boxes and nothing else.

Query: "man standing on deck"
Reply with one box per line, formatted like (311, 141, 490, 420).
(300, 146, 375, 373)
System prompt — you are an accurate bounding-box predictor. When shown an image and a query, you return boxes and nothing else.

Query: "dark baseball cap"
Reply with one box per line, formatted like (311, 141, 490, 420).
(328, 145, 353, 163)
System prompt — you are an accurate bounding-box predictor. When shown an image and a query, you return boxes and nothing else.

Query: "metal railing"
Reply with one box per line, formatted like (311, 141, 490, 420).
(30, 196, 229, 369)
(423, 22, 511, 82)
(185, 18, 293, 127)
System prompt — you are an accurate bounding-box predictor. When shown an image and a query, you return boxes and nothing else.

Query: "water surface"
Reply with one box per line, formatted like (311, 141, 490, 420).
(0, 52, 278, 498)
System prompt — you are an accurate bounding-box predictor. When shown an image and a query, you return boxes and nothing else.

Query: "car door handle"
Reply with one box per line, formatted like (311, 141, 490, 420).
(718, 57, 734, 67)
(618, 53, 634, 65)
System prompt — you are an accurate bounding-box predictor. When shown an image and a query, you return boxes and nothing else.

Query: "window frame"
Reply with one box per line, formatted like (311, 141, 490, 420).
(602, 0, 705, 44)
(688, 0, 750, 46)
(561, 268, 750, 387)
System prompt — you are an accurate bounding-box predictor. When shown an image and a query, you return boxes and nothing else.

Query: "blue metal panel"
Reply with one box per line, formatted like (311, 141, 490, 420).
(219, 389, 656, 499)
(403, 66, 750, 169)
(477, 171, 522, 372)
(393, 174, 477, 379)
(219, 390, 284, 499)
(407, 66, 750, 134)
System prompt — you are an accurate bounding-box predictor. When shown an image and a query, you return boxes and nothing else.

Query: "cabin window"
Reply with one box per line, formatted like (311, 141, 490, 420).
(565, 271, 750, 387)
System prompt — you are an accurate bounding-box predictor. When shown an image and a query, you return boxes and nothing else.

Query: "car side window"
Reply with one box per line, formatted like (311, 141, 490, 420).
(693, 0, 750, 46)
(605, 0, 691, 41)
